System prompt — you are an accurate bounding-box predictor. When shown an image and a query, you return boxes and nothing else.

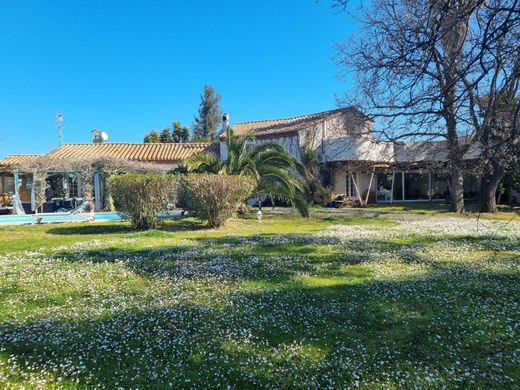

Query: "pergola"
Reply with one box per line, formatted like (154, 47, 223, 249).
(0, 155, 168, 215)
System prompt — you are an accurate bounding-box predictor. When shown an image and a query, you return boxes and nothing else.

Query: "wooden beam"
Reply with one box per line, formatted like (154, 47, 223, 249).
(365, 169, 375, 205)
(351, 172, 363, 205)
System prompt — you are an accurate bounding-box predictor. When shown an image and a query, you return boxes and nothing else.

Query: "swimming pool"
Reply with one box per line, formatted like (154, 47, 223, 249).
(0, 212, 126, 225)
(0, 211, 182, 225)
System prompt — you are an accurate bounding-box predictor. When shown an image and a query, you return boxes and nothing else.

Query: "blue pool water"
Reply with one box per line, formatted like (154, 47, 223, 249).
(0, 212, 126, 225)
(0, 211, 182, 225)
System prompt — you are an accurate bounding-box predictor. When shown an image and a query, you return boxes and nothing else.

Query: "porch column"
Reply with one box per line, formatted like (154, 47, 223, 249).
(63, 174, 69, 198)
(94, 172, 102, 212)
(77, 175, 82, 198)
(402, 171, 405, 201)
(30, 177, 36, 212)
(390, 171, 395, 203)
(12, 170, 25, 215)
(428, 172, 432, 201)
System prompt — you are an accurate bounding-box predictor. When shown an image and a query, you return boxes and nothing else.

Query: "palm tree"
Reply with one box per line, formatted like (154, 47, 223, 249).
(185, 126, 309, 217)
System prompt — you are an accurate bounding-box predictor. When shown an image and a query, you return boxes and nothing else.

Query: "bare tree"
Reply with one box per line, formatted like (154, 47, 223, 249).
(478, 92, 520, 211)
(334, 0, 520, 212)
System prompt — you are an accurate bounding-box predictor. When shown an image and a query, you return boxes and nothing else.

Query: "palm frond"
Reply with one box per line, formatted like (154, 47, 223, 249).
(185, 151, 223, 174)
(250, 142, 306, 176)
(190, 126, 309, 217)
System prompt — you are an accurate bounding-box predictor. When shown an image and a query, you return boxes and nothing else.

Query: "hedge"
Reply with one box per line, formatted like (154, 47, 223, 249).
(182, 174, 255, 228)
(109, 173, 177, 229)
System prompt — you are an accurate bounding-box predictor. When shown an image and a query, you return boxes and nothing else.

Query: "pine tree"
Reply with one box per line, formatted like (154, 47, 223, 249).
(143, 130, 161, 143)
(172, 121, 190, 143)
(160, 128, 173, 143)
(192, 84, 223, 141)
(179, 125, 190, 143)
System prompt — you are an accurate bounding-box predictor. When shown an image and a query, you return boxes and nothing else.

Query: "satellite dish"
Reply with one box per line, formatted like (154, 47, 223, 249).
(100, 132, 109, 141)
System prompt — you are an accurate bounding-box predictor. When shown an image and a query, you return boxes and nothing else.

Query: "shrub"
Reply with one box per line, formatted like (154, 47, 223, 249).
(182, 174, 255, 228)
(309, 180, 332, 206)
(109, 173, 178, 230)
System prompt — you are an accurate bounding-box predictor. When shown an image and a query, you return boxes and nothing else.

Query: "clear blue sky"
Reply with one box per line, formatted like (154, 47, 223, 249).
(0, 1, 357, 155)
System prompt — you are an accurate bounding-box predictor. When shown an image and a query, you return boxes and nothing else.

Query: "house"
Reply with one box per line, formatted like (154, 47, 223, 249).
(0, 107, 495, 215)
(0, 133, 218, 214)
(224, 107, 482, 203)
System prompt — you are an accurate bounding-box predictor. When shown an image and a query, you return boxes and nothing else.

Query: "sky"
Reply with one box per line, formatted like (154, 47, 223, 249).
(0, 1, 358, 155)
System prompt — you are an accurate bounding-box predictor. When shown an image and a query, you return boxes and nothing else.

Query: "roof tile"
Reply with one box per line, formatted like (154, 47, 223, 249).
(0, 154, 43, 168)
(228, 107, 365, 139)
(0, 143, 219, 169)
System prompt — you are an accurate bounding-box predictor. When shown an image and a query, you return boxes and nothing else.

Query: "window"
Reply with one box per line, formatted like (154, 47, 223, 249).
(404, 172, 430, 200)
(0, 175, 15, 194)
(431, 173, 448, 200)
(376, 172, 393, 201)
(392, 172, 403, 201)
(67, 176, 79, 198)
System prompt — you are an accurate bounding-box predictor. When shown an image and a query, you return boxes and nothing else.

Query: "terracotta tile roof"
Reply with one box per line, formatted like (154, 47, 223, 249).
(45, 142, 219, 164)
(228, 107, 365, 139)
(0, 154, 43, 168)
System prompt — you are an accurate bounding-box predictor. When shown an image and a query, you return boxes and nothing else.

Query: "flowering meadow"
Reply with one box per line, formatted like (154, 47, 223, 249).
(0, 209, 519, 389)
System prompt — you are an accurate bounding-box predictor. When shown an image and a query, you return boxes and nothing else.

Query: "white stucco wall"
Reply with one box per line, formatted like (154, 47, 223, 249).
(332, 167, 375, 198)
(299, 111, 373, 158)
(220, 135, 301, 162)
(250, 135, 302, 160)
(320, 137, 394, 163)
(333, 169, 347, 194)
(222, 109, 374, 165)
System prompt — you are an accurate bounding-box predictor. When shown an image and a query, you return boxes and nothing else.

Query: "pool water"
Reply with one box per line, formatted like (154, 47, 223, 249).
(0, 212, 126, 225)
(0, 211, 182, 225)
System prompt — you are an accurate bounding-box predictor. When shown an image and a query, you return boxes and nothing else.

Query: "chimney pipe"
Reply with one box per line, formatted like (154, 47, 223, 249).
(222, 113, 230, 133)
(91, 129, 109, 144)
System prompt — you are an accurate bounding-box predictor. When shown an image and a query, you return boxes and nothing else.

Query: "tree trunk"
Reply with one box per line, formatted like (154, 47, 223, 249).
(449, 164, 465, 213)
(444, 64, 465, 213)
(480, 168, 505, 213)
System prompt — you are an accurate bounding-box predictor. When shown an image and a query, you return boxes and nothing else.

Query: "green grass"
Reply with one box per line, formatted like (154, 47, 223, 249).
(0, 208, 519, 388)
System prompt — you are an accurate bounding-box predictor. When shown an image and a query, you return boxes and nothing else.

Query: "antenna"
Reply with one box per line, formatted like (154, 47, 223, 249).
(56, 113, 64, 146)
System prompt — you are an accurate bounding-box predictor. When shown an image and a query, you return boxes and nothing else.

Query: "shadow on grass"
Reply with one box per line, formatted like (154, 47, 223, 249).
(1, 265, 518, 388)
(41, 232, 407, 289)
(46, 217, 208, 235)
(46, 224, 134, 235)
(44, 228, 520, 292)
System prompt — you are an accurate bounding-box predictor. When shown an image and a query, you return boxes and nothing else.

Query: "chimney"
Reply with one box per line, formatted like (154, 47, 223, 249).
(91, 129, 109, 144)
(222, 113, 230, 133)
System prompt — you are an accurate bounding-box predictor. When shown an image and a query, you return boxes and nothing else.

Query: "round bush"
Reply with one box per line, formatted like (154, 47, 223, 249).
(109, 173, 178, 230)
(182, 174, 255, 228)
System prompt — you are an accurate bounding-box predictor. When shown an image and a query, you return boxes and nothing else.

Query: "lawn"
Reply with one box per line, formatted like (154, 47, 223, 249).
(0, 208, 519, 389)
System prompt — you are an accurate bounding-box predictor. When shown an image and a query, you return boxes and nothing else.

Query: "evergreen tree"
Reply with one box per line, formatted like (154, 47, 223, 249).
(160, 128, 173, 143)
(172, 121, 190, 143)
(143, 130, 161, 143)
(179, 125, 190, 143)
(192, 84, 223, 141)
